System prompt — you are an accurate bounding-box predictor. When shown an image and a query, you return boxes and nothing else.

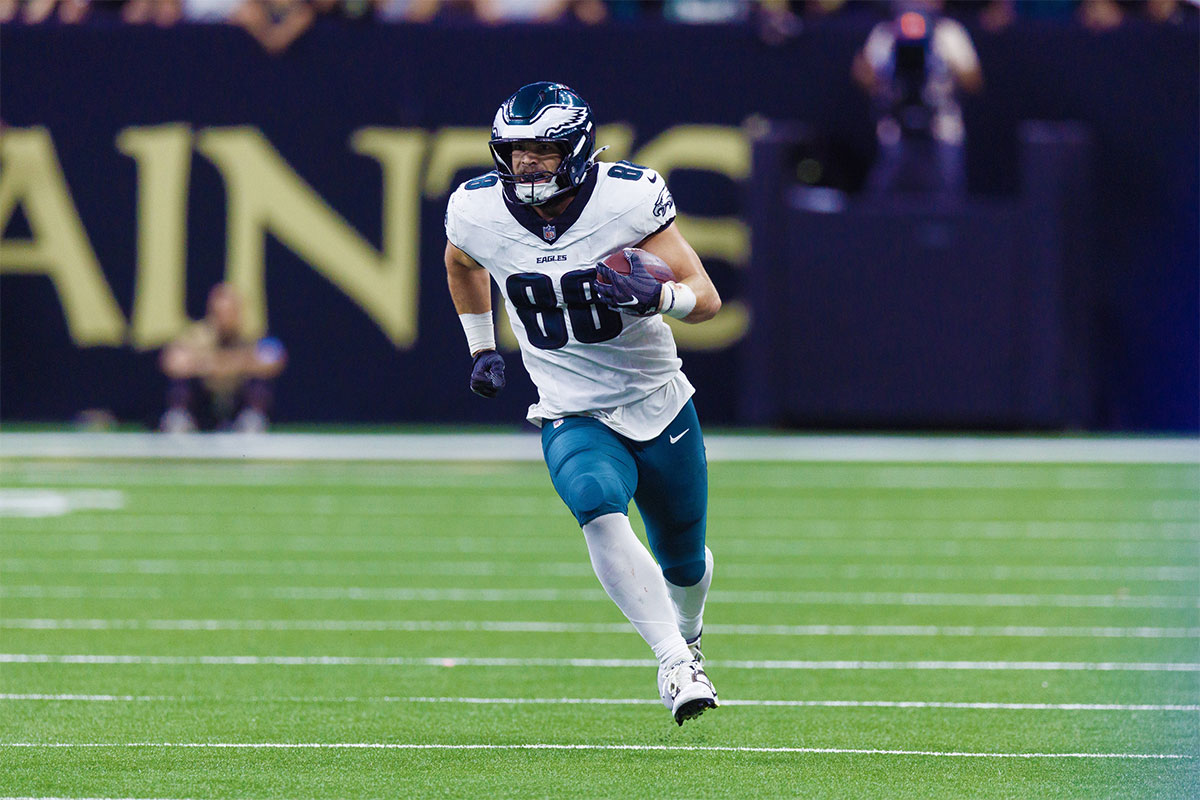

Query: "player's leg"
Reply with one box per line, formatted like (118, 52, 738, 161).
(232, 378, 273, 432)
(161, 378, 219, 431)
(541, 417, 692, 672)
(160, 379, 198, 433)
(630, 399, 713, 654)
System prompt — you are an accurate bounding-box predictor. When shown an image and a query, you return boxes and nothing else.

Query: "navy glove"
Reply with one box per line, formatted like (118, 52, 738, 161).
(595, 249, 663, 317)
(470, 350, 505, 398)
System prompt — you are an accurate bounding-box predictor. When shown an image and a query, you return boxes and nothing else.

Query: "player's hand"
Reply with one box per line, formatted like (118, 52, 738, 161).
(470, 350, 505, 398)
(594, 250, 663, 317)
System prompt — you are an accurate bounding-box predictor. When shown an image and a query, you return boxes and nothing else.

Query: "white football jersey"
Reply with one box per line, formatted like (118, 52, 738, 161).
(446, 161, 692, 440)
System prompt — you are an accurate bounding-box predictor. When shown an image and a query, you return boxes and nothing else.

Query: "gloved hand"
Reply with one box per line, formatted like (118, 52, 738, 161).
(594, 249, 664, 317)
(470, 350, 505, 398)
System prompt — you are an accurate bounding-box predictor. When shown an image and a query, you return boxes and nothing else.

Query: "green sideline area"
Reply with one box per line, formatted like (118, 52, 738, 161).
(0, 441, 1197, 798)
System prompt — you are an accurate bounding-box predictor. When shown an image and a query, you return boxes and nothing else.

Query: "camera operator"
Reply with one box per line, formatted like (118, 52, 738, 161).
(853, 1, 982, 201)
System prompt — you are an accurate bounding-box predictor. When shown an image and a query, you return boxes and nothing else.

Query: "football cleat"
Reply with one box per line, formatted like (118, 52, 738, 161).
(159, 408, 196, 434)
(658, 658, 718, 726)
(685, 631, 704, 665)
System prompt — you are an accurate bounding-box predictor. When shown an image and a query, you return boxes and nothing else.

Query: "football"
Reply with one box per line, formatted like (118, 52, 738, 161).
(595, 248, 675, 284)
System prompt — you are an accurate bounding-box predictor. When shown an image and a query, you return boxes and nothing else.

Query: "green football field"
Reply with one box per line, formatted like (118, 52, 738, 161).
(1, 443, 1197, 798)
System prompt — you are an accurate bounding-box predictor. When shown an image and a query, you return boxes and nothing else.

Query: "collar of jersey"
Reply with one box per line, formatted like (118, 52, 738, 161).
(503, 164, 598, 244)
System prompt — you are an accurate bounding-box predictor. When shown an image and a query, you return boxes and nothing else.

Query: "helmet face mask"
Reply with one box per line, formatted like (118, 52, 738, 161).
(489, 82, 597, 207)
(490, 138, 570, 204)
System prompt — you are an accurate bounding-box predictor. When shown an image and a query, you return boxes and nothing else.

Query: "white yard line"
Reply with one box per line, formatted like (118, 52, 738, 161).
(4, 584, 1193, 608)
(0, 490, 124, 518)
(2, 557, 1196, 583)
(0, 742, 1192, 759)
(7, 536, 1193, 559)
(4, 618, 1198, 639)
(2, 432, 1197, 463)
(6, 515, 1197, 542)
(2, 654, 1197, 671)
(1, 694, 1195, 712)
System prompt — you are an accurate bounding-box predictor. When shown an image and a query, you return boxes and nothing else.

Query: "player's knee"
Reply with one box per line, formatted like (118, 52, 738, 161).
(663, 559, 706, 588)
(569, 471, 627, 523)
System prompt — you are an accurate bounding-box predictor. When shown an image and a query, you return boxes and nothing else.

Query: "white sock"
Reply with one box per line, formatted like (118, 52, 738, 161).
(665, 546, 713, 642)
(581, 513, 692, 669)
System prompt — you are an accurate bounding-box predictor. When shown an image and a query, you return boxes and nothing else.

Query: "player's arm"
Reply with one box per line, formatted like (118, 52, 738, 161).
(445, 242, 492, 327)
(937, 20, 983, 94)
(160, 331, 210, 379)
(637, 222, 722, 324)
(445, 241, 505, 398)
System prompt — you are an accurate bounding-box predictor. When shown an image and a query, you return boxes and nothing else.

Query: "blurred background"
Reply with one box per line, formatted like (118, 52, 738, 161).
(1, 0, 1196, 434)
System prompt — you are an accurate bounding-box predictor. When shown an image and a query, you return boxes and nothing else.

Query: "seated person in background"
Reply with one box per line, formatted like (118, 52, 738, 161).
(159, 283, 286, 433)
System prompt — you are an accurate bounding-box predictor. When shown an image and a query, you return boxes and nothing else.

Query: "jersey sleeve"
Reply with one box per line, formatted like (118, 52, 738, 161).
(618, 165, 677, 242)
(444, 187, 467, 251)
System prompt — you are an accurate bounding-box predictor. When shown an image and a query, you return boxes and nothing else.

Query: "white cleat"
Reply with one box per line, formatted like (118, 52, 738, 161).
(658, 658, 718, 726)
(159, 408, 196, 434)
(685, 631, 704, 665)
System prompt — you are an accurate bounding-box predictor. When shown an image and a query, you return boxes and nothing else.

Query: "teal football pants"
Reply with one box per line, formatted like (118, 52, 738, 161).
(541, 399, 708, 587)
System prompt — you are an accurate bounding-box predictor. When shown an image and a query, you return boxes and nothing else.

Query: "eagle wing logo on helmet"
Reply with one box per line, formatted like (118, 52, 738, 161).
(540, 107, 590, 138)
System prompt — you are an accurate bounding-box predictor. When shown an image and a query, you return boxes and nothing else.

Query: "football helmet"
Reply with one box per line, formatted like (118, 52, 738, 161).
(489, 82, 598, 206)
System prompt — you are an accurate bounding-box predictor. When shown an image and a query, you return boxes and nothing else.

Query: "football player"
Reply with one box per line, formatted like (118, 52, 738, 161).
(444, 82, 722, 725)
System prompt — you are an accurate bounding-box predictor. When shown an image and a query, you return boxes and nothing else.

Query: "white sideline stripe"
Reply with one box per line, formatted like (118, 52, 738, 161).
(6, 618, 1199, 640)
(4, 585, 1195, 609)
(2, 694, 1196, 712)
(3, 654, 1198, 671)
(0, 742, 1192, 759)
(2, 432, 1197, 463)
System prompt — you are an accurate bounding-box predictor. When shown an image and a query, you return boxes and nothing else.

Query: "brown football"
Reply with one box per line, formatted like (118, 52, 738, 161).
(595, 248, 675, 284)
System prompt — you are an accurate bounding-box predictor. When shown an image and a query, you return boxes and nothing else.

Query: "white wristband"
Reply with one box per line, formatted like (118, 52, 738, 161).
(660, 282, 697, 320)
(458, 312, 496, 355)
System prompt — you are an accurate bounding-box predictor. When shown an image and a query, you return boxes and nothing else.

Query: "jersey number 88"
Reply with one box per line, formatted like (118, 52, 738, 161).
(506, 269, 623, 349)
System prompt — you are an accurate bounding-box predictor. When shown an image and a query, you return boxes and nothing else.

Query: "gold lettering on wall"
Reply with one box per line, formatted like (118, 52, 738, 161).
(117, 124, 193, 349)
(196, 127, 427, 347)
(0, 127, 126, 346)
(424, 128, 491, 199)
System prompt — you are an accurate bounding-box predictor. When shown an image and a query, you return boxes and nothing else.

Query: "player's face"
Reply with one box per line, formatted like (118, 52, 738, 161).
(510, 141, 563, 177)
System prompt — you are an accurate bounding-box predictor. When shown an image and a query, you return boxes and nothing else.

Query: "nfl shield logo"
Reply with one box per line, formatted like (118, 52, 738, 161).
(543, 224, 557, 241)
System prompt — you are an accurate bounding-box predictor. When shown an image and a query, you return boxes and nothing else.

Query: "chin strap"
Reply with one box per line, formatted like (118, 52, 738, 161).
(585, 145, 610, 169)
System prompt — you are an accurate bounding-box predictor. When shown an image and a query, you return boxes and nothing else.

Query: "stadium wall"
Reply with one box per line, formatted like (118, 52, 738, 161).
(0, 19, 1195, 430)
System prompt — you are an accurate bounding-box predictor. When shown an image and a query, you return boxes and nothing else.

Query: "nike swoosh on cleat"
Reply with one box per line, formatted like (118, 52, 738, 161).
(669, 429, 690, 444)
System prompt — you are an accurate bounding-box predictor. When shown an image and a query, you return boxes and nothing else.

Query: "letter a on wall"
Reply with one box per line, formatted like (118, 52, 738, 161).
(0, 128, 126, 346)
